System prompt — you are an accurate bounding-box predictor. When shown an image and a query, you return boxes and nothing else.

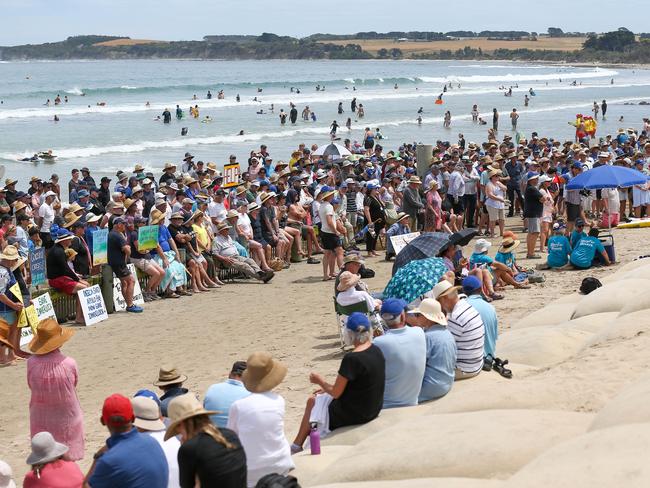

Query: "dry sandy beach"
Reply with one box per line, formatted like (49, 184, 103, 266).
(1, 222, 649, 483)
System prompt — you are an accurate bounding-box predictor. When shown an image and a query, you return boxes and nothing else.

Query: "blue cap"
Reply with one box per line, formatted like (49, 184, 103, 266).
(462, 276, 482, 293)
(381, 298, 408, 318)
(260, 179, 270, 186)
(526, 171, 539, 181)
(269, 184, 278, 193)
(367, 183, 379, 190)
(134, 389, 161, 407)
(320, 185, 333, 192)
(77, 190, 89, 198)
(340, 182, 348, 188)
(571, 161, 582, 169)
(405, 167, 416, 174)
(346, 312, 370, 332)
(365, 168, 374, 176)
(635, 159, 645, 165)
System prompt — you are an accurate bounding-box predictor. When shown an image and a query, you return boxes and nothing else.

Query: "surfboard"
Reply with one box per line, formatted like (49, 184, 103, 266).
(616, 218, 650, 229)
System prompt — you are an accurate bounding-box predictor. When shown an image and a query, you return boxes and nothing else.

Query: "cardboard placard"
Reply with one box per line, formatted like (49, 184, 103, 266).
(113, 263, 145, 311)
(390, 232, 421, 256)
(78, 285, 108, 326)
(92, 228, 109, 265)
(223, 163, 241, 188)
(137, 225, 159, 252)
(30, 248, 46, 286)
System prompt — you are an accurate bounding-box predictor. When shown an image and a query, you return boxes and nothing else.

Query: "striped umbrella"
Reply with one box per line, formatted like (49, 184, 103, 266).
(384, 257, 448, 304)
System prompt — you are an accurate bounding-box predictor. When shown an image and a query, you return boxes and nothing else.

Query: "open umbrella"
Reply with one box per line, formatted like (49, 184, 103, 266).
(312, 143, 352, 158)
(566, 165, 648, 190)
(384, 257, 448, 304)
(392, 232, 451, 275)
(450, 228, 478, 247)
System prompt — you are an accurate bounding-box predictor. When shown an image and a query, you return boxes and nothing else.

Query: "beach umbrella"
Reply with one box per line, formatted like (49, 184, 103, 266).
(566, 165, 648, 190)
(392, 232, 451, 275)
(384, 257, 448, 304)
(450, 228, 478, 247)
(312, 143, 352, 157)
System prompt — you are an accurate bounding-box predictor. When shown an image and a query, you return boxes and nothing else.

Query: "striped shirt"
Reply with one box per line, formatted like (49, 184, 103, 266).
(447, 299, 485, 374)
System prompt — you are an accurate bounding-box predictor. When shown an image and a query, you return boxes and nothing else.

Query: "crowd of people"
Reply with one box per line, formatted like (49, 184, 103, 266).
(0, 119, 649, 486)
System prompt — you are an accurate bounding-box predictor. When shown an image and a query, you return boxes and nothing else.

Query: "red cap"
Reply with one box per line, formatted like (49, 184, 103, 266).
(102, 394, 134, 426)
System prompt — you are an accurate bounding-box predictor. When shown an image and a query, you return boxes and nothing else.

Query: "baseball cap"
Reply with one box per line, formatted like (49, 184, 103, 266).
(113, 217, 126, 225)
(346, 312, 370, 332)
(134, 389, 161, 407)
(462, 276, 482, 294)
(102, 393, 134, 427)
(575, 218, 585, 227)
(571, 162, 583, 169)
(380, 298, 408, 319)
(230, 361, 247, 376)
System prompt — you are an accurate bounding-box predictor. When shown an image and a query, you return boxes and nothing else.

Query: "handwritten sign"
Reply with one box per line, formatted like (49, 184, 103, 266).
(137, 225, 159, 252)
(390, 232, 421, 256)
(33, 292, 57, 321)
(19, 292, 57, 346)
(223, 163, 241, 188)
(113, 263, 145, 311)
(25, 305, 39, 333)
(78, 285, 108, 326)
(92, 228, 108, 265)
(29, 248, 46, 286)
(8, 282, 21, 301)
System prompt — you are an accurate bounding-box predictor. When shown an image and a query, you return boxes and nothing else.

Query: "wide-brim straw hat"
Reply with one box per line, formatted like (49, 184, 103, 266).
(0, 318, 14, 350)
(241, 352, 287, 393)
(320, 189, 337, 200)
(260, 191, 277, 204)
(149, 209, 165, 225)
(499, 238, 521, 253)
(26, 431, 69, 465)
(407, 298, 447, 325)
(28, 318, 75, 355)
(408, 176, 422, 184)
(164, 393, 219, 441)
(12, 201, 27, 213)
(153, 366, 188, 387)
(62, 212, 81, 228)
(67, 203, 83, 214)
(431, 280, 462, 300)
(396, 212, 409, 222)
(0, 245, 26, 271)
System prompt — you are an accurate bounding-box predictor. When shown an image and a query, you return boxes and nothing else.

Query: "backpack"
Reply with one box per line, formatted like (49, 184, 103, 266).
(579, 277, 602, 295)
(255, 473, 301, 488)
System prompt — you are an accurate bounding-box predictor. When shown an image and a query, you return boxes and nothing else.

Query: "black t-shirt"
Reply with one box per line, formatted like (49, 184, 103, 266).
(363, 195, 384, 223)
(46, 244, 79, 281)
(107, 230, 127, 268)
(70, 236, 90, 276)
(523, 185, 544, 218)
(128, 230, 151, 260)
(178, 430, 247, 488)
(328, 344, 385, 431)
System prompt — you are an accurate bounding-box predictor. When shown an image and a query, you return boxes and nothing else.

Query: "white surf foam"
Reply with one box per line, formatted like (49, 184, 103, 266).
(418, 68, 618, 84)
(64, 87, 84, 96)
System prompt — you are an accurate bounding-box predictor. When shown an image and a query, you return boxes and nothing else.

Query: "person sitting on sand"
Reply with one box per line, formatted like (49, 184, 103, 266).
(212, 221, 274, 283)
(570, 227, 611, 269)
(433, 280, 484, 380)
(154, 366, 190, 418)
(470, 238, 529, 290)
(495, 236, 528, 285)
(406, 299, 456, 403)
(570, 218, 588, 248)
(544, 223, 572, 269)
(374, 298, 426, 408)
(203, 361, 250, 429)
(462, 276, 499, 360)
(291, 313, 385, 453)
(23, 432, 84, 488)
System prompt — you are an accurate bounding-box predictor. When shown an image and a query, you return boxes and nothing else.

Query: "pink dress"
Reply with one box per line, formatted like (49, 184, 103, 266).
(27, 349, 85, 461)
(23, 459, 84, 488)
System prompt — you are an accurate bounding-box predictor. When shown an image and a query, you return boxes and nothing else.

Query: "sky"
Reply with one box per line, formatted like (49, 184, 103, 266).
(1, 0, 649, 45)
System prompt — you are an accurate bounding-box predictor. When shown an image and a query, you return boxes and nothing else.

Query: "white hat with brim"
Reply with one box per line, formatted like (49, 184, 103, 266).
(164, 393, 219, 441)
(0, 459, 15, 488)
(131, 396, 166, 432)
(407, 298, 447, 325)
(431, 280, 462, 300)
(473, 238, 492, 254)
(26, 431, 69, 465)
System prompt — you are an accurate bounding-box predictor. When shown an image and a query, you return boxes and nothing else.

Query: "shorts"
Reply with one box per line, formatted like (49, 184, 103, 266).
(486, 205, 504, 221)
(364, 140, 374, 150)
(112, 264, 131, 279)
(189, 253, 206, 264)
(566, 202, 581, 222)
(542, 215, 553, 223)
(527, 217, 541, 233)
(595, 189, 602, 200)
(320, 231, 342, 251)
(262, 233, 277, 247)
(619, 188, 629, 201)
(48, 276, 80, 295)
(131, 258, 154, 272)
(0, 311, 17, 325)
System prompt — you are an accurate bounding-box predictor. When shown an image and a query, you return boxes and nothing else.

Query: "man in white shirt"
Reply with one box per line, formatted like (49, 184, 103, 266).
(37, 190, 57, 248)
(132, 396, 181, 488)
(212, 222, 273, 282)
(207, 190, 227, 232)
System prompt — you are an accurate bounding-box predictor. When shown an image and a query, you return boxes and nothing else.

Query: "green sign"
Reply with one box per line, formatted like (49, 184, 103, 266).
(138, 225, 159, 252)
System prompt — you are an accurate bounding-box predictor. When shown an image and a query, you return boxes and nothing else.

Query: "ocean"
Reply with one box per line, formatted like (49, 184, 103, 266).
(0, 59, 648, 185)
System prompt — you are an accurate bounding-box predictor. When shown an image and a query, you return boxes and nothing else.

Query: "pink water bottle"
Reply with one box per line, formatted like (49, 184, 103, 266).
(309, 422, 321, 455)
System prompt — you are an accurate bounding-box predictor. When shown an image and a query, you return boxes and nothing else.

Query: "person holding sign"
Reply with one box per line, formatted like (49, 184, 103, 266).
(0, 245, 29, 362)
(128, 217, 165, 302)
(108, 218, 143, 313)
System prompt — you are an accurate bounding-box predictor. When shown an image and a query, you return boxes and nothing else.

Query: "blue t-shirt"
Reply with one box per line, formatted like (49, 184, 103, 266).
(89, 428, 168, 488)
(158, 225, 172, 252)
(467, 295, 499, 358)
(374, 326, 426, 408)
(570, 230, 587, 249)
(204, 379, 251, 428)
(470, 252, 493, 268)
(418, 326, 456, 403)
(495, 251, 515, 269)
(547, 235, 572, 268)
(570, 236, 605, 269)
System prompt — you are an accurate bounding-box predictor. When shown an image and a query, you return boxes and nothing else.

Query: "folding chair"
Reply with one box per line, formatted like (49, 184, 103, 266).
(333, 297, 370, 350)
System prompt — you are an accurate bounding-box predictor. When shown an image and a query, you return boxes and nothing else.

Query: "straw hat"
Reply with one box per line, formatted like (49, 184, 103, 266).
(499, 237, 521, 253)
(235, 186, 247, 196)
(4, 178, 17, 187)
(226, 209, 239, 219)
(54, 230, 74, 244)
(248, 202, 260, 213)
(12, 201, 27, 213)
(337, 271, 361, 292)
(0, 318, 14, 350)
(0, 245, 26, 271)
(163, 162, 176, 171)
(133, 164, 145, 173)
(241, 352, 287, 393)
(62, 212, 81, 228)
(431, 280, 461, 300)
(85, 213, 102, 224)
(28, 318, 75, 355)
(488, 169, 501, 178)
(206, 162, 217, 172)
(407, 176, 422, 184)
(131, 396, 166, 432)
(26, 432, 69, 465)
(68, 203, 83, 214)
(149, 209, 165, 225)
(407, 298, 447, 325)
(260, 191, 277, 204)
(343, 253, 365, 265)
(164, 393, 218, 441)
(153, 366, 187, 387)
(396, 212, 409, 222)
(217, 221, 232, 232)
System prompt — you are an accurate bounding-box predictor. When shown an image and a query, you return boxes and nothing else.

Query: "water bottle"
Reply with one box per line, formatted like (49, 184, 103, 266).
(309, 422, 321, 455)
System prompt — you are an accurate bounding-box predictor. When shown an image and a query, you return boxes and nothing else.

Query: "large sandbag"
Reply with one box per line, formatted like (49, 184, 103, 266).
(497, 326, 591, 367)
(311, 479, 505, 488)
(511, 303, 576, 329)
(293, 445, 353, 486)
(618, 293, 650, 317)
(601, 258, 650, 283)
(590, 374, 650, 432)
(553, 312, 617, 334)
(553, 293, 583, 305)
(619, 262, 650, 281)
(505, 424, 650, 488)
(309, 410, 592, 485)
(571, 279, 650, 319)
(582, 310, 650, 347)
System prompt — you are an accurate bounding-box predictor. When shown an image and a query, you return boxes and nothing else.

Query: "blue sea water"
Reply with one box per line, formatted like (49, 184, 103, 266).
(0, 59, 648, 183)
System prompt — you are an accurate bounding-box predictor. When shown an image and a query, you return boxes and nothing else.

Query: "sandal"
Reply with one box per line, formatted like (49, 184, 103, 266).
(526, 254, 542, 259)
(490, 293, 504, 300)
(492, 357, 513, 379)
(482, 355, 494, 372)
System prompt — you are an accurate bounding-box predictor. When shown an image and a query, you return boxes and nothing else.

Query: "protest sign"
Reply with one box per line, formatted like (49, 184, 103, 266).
(137, 225, 159, 252)
(92, 228, 109, 265)
(223, 163, 241, 188)
(78, 285, 108, 326)
(30, 248, 46, 286)
(113, 263, 145, 311)
(19, 292, 57, 346)
(390, 232, 421, 256)
(24, 305, 39, 332)
(8, 282, 21, 301)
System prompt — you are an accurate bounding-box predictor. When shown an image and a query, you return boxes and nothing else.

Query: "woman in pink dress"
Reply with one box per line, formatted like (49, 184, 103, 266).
(424, 180, 443, 231)
(27, 319, 84, 461)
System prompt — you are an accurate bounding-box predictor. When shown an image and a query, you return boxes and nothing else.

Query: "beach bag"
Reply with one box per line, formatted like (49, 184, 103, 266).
(269, 258, 285, 272)
(383, 201, 399, 225)
(580, 277, 602, 295)
(359, 265, 375, 279)
(255, 473, 301, 488)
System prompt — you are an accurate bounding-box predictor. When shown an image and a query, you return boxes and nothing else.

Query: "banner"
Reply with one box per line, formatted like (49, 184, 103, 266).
(390, 232, 421, 256)
(19, 292, 57, 346)
(29, 248, 46, 286)
(223, 163, 241, 188)
(78, 285, 108, 326)
(137, 225, 159, 252)
(113, 263, 145, 311)
(92, 228, 109, 265)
